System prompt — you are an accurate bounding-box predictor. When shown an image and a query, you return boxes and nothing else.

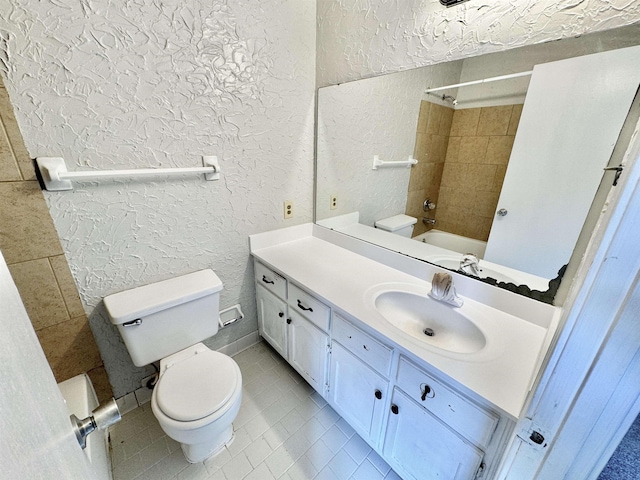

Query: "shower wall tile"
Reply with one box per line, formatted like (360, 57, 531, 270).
(36, 314, 103, 382)
(508, 104, 524, 135)
(0, 85, 35, 180)
(87, 366, 114, 404)
(486, 136, 515, 165)
(407, 101, 454, 232)
(435, 103, 522, 241)
(450, 109, 481, 136)
(0, 181, 64, 264)
(50, 254, 86, 319)
(8, 258, 69, 330)
(0, 120, 22, 181)
(477, 106, 513, 136)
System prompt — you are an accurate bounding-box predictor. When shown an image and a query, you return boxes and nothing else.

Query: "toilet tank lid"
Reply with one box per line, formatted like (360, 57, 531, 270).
(104, 270, 223, 325)
(375, 214, 417, 231)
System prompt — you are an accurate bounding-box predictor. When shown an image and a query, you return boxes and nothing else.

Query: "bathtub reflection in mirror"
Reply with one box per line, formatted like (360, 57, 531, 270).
(315, 25, 640, 302)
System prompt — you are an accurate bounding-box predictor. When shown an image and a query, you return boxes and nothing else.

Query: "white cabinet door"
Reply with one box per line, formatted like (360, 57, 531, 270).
(256, 285, 288, 358)
(287, 310, 329, 393)
(384, 388, 484, 480)
(329, 342, 388, 446)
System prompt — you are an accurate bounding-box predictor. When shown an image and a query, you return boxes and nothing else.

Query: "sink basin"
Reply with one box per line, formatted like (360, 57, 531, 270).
(372, 290, 487, 354)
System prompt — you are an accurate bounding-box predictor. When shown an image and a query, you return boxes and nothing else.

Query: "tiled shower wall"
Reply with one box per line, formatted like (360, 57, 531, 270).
(406, 101, 453, 237)
(0, 79, 111, 402)
(407, 102, 522, 241)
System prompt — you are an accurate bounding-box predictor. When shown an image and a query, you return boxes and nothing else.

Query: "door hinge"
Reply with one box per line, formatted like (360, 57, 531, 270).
(475, 462, 485, 479)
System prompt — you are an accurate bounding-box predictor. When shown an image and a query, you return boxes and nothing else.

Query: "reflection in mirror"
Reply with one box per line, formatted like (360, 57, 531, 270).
(315, 24, 640, 303)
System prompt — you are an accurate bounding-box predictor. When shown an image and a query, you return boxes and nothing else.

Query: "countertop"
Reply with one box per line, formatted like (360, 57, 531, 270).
(250, 227, 554, 419)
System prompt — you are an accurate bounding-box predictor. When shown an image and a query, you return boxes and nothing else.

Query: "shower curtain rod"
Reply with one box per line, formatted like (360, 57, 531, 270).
(425, 70, 533, 93)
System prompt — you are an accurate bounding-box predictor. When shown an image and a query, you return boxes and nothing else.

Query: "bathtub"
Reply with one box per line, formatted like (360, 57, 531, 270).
(58, 374, 112, 480)
(414, 229, 487, 258)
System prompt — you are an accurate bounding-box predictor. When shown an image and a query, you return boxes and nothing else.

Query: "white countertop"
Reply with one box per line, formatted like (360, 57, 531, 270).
(250, 226, 556, 419)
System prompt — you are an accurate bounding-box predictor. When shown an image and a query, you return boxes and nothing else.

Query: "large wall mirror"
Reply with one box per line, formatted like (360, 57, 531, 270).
(315, 24, 640, 304)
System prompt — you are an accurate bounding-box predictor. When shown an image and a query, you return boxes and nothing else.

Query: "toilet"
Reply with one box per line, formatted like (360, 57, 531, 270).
(374, 214, 417, 238)
(104, 269, 242, 463)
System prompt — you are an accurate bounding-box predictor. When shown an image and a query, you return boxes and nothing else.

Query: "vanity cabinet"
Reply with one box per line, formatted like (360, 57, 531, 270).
(253, 259, 508, 480)
(255, 262, 329, 394)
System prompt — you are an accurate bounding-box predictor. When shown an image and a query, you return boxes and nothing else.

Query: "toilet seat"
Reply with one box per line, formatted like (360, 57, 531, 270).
(155, 345, 240, 422)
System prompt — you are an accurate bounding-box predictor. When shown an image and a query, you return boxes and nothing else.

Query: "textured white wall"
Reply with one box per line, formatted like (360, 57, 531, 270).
(316, 62, 461, 225)
(317, 0, 640, 87)
(0, 1, 315, 396)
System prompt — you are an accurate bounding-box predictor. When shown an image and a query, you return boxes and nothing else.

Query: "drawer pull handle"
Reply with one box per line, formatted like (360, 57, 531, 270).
(421, 384, 434, 401)
(297, 300, 313, 312)
(375, 389, 382, 400)
(278, 312, 284, 318)
(262, 275, 275, 285)
(391, 404, 399, 415)
(286, 318, 292, 324)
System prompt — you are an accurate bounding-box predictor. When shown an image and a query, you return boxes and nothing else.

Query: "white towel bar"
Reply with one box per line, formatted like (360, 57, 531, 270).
(36, 156, 220, 191)
(372, 155, 418, 170)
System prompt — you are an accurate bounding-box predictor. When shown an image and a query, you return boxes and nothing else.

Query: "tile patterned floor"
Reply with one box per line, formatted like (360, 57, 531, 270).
(110, 341, 401, 480)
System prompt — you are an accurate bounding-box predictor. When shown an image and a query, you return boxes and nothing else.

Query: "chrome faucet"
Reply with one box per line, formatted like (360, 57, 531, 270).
(429, 272, 464, 307)
(459, 253, 481, 276)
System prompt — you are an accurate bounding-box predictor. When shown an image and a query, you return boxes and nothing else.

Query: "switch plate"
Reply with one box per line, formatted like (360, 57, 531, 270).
(284, 200, 293, 219)
(330, 195, 338, 210)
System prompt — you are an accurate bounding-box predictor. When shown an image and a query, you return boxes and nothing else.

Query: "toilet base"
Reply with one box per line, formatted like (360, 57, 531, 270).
(181, 425, 234, 463)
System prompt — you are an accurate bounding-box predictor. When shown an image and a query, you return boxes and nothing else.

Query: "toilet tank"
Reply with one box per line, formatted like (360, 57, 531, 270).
(104, 270, 223, 367)
(374, 214, 417, 238)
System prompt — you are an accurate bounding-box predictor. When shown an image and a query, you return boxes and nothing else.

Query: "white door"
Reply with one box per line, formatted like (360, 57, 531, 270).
(0, 252, 98, 479)
(383, 388, 484, 480)
(328, 342, 388, 446)
(484, 46, 640, 279)
(256, 284, 288, 358)
(287, 310, 329, 393)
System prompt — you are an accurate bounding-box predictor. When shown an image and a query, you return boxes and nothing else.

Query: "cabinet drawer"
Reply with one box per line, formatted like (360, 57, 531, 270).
(396, 357, 498, 449)
(332, 313, 392, 377)
(255, 262, 287, 299)
(288, 283, 330, 331)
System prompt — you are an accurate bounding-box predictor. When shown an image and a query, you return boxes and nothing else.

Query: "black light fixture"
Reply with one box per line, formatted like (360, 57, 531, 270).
(440, 0, 470, 6)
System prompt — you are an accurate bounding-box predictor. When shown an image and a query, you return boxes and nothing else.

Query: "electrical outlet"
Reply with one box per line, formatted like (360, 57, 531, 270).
(284, 200, 293, 218)
(330, 194, 338, 210)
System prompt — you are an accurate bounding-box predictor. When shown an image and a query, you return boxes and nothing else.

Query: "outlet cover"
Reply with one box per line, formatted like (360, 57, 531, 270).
(284, 200, 293, 218)
(330, 195, 338, 210)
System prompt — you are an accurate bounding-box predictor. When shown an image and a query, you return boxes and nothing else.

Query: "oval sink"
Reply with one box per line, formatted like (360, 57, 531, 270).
(373, 290, 487, 354)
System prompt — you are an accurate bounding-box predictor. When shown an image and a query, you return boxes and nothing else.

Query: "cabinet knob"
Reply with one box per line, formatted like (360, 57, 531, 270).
(286, 318, 292, 324)
(278, 312, 284, 318)
(391, 404, 399, 415)
(374, 389, 382, 400)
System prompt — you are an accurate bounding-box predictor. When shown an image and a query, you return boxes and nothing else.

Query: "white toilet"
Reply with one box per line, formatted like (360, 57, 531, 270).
(104, 269, 242, 463)
(374, 214, 417, 238)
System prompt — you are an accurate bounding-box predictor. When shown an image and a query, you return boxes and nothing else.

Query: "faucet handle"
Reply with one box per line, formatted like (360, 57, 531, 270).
(429, 272, 464, 307)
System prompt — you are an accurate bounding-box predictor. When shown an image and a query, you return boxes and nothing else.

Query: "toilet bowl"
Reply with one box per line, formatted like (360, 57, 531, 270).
(104, 269, 242, 463)
(151, 343, 242, 463)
